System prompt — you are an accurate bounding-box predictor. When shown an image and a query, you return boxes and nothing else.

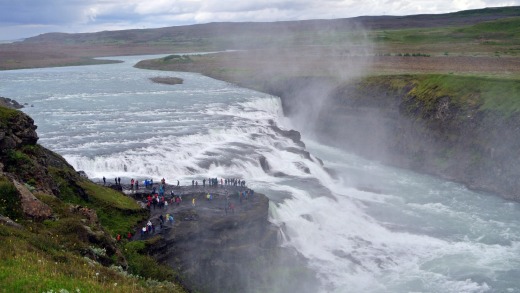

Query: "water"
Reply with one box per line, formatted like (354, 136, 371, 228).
(1, 56, 519, 292)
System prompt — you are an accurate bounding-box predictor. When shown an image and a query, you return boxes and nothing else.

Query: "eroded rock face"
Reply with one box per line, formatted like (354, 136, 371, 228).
(0, 111, 38, 155)
(269, 77, 520, 200)
(12, 179, 52, 221)
(144, 189, 319, 293)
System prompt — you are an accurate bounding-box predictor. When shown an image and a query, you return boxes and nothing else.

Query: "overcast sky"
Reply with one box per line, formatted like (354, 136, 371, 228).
(1, 0, 519, 40)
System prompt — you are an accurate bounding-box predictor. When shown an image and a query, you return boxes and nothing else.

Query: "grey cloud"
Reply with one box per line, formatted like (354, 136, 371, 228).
(0, 0, 92, 25)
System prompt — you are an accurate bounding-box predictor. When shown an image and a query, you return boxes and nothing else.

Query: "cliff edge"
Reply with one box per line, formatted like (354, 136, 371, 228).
(264, 75, 520, 200)
(128, 186, 318, 293)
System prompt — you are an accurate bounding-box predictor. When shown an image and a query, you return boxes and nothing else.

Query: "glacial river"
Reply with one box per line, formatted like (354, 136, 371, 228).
(1, 55, 519, 292)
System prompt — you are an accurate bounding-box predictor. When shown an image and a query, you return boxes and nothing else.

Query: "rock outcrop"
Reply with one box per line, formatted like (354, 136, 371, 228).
(0, 107, 38, 154)
(134, 186, 318, 293)
(0, 97, 24, 109)
(264, 76, 520, 200)
(12, 179, 52, 220)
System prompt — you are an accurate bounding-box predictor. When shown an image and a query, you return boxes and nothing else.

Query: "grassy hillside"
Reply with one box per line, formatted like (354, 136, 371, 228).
(359, 74, 520, 114)
(0, 106, 186, 293)
(371, 16, 520, 56)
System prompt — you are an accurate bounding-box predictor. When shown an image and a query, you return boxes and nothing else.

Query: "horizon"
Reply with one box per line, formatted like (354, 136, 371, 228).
(1, 1, 519, 41)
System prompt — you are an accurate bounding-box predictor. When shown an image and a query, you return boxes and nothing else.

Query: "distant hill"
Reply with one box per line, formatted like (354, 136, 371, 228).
(22, 6, 520, 45)
(1, 6, 519, 70)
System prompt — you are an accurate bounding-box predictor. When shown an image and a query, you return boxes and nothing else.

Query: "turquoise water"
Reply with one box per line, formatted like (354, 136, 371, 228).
(1, 56, 519, 292)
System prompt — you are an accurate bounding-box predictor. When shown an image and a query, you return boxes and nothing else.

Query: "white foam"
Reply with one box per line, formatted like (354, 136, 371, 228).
(4, 58, 520, 293)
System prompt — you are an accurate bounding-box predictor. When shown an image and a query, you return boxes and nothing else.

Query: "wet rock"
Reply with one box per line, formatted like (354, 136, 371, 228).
(270, 123, 305, 148)
(300, 214, 313, 222)
(294, 162, 311, 174)
(259, 155, 270, 172)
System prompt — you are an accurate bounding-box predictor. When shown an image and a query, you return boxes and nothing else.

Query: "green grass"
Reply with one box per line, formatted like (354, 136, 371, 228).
(0, 226, 183, 293)
(0, 106, 19, 127)
(75, 181, 147, 236)
(79, 181, 141, 211)
(372, 17, 520, 49)
(458, 17, 520, 35)
(123, 238, 181, 283)
(0, 175, 182, 292)
(362, 74, 520, 115)
(411, 75, 520, 114)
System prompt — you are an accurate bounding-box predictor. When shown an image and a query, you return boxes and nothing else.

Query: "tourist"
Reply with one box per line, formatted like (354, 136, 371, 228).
(192, 197, 196, 206)
(159, 185, 164, 196)
(103, 176, 106, 185)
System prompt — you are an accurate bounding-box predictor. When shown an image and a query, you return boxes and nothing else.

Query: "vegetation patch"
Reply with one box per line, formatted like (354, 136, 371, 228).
(361, 74, 520, 116)
(77, 181, 147, 236)
(456, 17, 520, 39)
(162, 55, 193, 63)
(79, 181, 140, 211)
(0, 177, 23, 221)
(0, 225, 182, 293)
(123, 239, 181, 283)
(0, 106, 19, 127)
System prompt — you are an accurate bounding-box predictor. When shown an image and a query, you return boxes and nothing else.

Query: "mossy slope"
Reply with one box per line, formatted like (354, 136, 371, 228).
(0, 105, 186, 292)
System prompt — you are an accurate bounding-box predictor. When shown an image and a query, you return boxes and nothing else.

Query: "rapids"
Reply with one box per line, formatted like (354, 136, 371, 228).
(1, 55, 519, 292)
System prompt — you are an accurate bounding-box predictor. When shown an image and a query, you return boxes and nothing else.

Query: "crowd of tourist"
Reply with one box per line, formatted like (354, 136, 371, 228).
(104, 176, 255, 240)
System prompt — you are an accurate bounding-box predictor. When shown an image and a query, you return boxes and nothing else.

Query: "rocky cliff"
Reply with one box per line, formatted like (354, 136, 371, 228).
(262, 75, 520, 200)
(130, 187, 318, 293)
(0, 105, 184, 292)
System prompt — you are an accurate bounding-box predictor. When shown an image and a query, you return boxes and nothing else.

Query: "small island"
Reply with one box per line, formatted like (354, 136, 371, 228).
(149, 76, 183, 85)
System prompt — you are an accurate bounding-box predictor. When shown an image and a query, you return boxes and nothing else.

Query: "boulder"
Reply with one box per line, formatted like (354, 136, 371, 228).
(0, 215, 23, 229)
(12, 179, 52, 221)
